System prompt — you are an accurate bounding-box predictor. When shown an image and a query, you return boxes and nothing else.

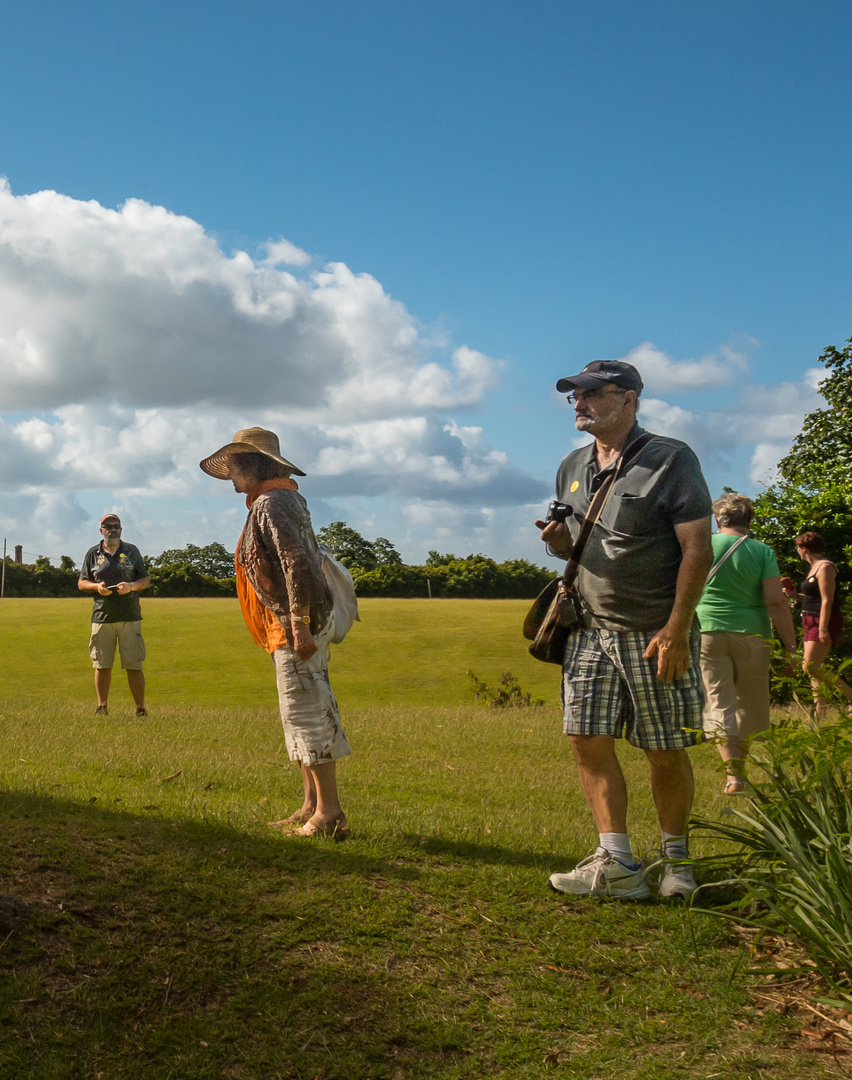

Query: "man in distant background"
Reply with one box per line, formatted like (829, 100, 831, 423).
(78, 514, 150, 717)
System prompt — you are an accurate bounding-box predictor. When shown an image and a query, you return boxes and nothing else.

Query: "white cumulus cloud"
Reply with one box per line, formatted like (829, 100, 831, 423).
(260, 238, 312, 267)
(0, 180, 497, 420)
(614, 341, 751, 393)
(0, 182, 548, 562)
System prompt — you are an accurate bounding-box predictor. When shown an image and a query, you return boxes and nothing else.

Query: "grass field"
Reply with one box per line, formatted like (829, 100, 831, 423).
(0, 597, 563, 709)
(0, 599, 843, 1079)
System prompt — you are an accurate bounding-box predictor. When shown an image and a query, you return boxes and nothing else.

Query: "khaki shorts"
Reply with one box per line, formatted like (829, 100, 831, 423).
(699, 631, 770, 742)
(89, 621, 146, 670)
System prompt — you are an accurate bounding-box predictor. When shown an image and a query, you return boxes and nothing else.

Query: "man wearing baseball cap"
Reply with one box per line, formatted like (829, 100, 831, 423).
(537, 359, 712, 901)
(78, 514, 150, 716)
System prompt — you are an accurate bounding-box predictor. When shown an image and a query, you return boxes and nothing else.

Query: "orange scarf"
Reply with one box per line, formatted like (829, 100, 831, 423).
(236, 477, 300, 653)
(245, 476, 298, 508)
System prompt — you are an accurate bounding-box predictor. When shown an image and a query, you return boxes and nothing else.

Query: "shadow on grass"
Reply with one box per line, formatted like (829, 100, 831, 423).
(0, 789, 456, 1080)
(0, 788, 422, 897)
(0, 796, 819, 1080)
(403, 832, 563, 868)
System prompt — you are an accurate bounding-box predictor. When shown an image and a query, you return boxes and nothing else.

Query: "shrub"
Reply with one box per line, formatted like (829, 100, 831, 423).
(467, 670, 544, 708)
(0, 558, 79, 597)
(351, 556, 551, 599)
(147, 563, 236, 598)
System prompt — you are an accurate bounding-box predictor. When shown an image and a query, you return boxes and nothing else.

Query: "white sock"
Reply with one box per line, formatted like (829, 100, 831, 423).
(661, 830, 689, 860)
(599, 832, 634, 866)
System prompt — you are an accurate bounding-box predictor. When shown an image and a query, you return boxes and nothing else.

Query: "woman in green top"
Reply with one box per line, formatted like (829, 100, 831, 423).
(696, 494, 797, 793)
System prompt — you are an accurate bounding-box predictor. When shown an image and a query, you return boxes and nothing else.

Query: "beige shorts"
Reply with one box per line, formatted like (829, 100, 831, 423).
(699, 631, 770, 742)
(89, 621, 146, 670)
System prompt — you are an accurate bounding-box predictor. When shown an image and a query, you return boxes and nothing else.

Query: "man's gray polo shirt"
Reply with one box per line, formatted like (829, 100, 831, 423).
(555, 424, 712, 632)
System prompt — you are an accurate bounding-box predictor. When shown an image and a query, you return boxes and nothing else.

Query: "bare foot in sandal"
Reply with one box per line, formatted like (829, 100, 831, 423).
(293, 813, 350, 840)
(267, 807, 315, 829)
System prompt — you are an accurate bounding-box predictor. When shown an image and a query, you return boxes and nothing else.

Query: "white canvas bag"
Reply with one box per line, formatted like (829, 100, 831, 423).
(318, 544, 360, 644)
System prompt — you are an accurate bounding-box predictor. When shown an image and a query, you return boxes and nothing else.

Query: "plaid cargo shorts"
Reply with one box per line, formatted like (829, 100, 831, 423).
(561, 624, 704, 750)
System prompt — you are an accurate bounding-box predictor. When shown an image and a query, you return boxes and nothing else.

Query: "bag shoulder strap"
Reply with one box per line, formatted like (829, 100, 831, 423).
(705, 533, 748, 585)
(562, 431, 655, 588)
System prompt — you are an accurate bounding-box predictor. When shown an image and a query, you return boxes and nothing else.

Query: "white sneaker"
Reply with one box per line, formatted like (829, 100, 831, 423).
(659, 861, 698, 900)
(549, 849, 651, 900)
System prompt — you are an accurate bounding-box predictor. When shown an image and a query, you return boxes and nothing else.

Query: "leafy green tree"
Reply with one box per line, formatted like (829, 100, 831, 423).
(352, 555, 551, 599)
(150, 542, 235, 579)
(752, 483, 852, 587)
(316, 521, 378, 570)
(372, 537, 403, 566)
(749, 335, 852, 657)
(59, 555, 77, 572)
(3, 557, 78, 596)
(425, 550, 459, 567)
(351, 564, 428, 597)
(750, 335, 852, 584)
(148, 562, 235, 598)
(778, 336, 852, 489)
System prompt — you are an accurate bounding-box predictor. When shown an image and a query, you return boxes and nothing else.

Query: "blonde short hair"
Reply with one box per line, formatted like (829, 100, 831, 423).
(712, 492, 754, 528)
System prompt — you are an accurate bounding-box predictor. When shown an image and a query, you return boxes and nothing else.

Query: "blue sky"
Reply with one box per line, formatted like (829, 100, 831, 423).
(1, 1, 850, 566)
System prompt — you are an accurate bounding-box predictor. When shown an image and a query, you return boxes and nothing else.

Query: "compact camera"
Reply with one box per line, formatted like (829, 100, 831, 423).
(544, 501, 573, 524)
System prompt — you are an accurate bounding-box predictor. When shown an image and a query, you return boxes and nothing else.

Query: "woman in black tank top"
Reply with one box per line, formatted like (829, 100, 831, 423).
(782, 530, 850, 719)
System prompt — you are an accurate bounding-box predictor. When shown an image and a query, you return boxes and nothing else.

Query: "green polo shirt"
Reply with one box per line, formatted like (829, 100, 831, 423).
(555, 425, 712, 632)
(79, 541, 148, 623)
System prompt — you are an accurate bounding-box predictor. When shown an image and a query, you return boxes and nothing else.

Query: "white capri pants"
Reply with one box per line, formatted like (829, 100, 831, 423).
(272, 613, 351, 766)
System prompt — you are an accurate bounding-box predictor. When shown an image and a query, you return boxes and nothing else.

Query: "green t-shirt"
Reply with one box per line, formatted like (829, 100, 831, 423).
(695, 534, 780, 640)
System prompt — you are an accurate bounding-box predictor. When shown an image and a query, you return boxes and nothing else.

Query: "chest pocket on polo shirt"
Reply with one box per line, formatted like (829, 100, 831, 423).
(612, 493, 654, 535)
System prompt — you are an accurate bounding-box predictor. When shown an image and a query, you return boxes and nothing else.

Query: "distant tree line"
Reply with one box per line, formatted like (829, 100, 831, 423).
(1, 543, 237, 599)
(145, 543, 237, 597)
(349, 552, 552, 599)
(0, 556, 81, 598)
(315, 522, 552, 598)
(2, 532, 552, 599)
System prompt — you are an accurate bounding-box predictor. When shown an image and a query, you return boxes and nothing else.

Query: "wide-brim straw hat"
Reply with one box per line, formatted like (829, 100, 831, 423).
(199, 427, 306, 479)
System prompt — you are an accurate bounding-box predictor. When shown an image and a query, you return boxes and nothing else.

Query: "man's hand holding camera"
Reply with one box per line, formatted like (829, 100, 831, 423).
(535, 501, 574, 559)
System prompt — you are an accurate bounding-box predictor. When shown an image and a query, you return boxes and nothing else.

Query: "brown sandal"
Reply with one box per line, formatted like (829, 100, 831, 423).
(293, 814, 350, 840)
(267, 809, 314, 828)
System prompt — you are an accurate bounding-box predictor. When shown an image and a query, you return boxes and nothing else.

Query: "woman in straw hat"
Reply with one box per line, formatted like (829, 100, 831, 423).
(201, 427, 351, 838)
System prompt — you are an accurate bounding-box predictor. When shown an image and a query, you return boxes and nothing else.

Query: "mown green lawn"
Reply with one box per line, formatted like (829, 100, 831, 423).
(2, 596, 562, 709)
(0, 599, 841, 1079)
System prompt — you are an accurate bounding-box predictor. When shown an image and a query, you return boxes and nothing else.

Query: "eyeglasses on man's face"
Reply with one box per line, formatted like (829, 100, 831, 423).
(566, 387, 629, 406)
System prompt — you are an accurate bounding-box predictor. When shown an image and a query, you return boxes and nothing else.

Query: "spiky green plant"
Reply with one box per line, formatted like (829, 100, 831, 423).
(692, 713, 852, 1005)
